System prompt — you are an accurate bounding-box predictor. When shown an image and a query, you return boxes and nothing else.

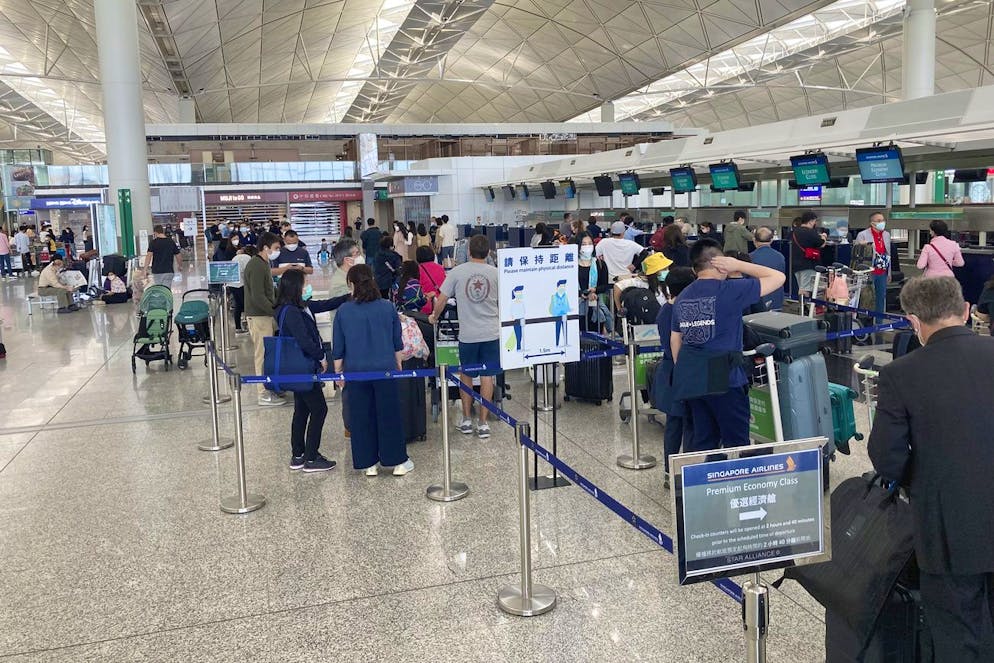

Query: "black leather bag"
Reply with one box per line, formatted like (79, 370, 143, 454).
(780, 474, 915, 649)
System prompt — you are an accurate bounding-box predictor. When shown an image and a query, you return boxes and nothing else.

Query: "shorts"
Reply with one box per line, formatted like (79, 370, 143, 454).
(794, 269, 816, 293)
(439, 246, 454, 261)
(458, 340, 501, 376)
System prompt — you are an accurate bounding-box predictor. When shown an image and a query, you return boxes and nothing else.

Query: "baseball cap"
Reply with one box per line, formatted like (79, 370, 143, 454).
(610, 221, 626, 235)
(642, 252, 673, 276)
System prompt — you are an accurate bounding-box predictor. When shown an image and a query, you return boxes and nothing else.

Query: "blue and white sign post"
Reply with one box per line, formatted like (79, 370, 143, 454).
(671, 438, 831, 663)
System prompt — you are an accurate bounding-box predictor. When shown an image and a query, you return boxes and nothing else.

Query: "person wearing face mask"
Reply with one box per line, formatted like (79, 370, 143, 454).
(244, 232, 287, 407)
(577, 234, 611, 333)
(229, 245, 256, 334)
(916, 219, 964, 279)
(549, 279, 573, 348)
(271, 230, 313, 276)
(867, 277, 994, 663)
(855, 212, 892, 314)
(416, 245, 445, 315)
(240, 224, 257, 246)
(213, 236, 239, 262)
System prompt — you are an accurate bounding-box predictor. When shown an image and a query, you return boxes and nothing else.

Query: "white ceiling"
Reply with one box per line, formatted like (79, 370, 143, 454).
(0, 0, 988, 163)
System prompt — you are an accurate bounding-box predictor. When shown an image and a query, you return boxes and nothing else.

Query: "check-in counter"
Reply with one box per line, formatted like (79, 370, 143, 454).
(958, 249, 994, 303)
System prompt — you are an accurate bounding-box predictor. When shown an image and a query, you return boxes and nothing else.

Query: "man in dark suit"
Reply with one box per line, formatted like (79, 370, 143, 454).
(868, 276, 994, 662)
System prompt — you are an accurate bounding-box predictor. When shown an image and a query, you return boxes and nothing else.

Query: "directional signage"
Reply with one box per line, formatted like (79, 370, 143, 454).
(497, 246, 580, 370)
(671, 438, 830, 585)
(208, 261, 241, 285)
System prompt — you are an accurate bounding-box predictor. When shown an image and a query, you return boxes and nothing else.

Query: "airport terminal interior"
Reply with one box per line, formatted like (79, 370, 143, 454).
(2, 0, 994, 661)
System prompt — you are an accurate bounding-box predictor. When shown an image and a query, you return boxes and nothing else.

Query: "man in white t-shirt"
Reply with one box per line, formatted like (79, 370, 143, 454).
(595, 221, 644, 281)
(435, 215, 457, 267)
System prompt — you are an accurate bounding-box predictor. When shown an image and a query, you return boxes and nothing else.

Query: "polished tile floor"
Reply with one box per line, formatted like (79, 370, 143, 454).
(0, 265, 882, 662)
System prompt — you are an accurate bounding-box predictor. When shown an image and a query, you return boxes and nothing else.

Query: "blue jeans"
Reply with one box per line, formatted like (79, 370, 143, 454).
(0, 253, 11, 276)
(663, 413, 695, 472)
(873, 273, 888, 315)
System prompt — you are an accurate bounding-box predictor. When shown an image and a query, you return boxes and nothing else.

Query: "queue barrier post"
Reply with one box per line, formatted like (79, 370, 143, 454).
(203, 298, 231, 404)
(742, 572, 770, 663)
(221, 286, 239, 353)
(617, 324, 656, 470)
(498, 421, 557, 617)
(219, 372, 266, 514)
(198, 341, 234, 452)
(426, 365, 469, 502)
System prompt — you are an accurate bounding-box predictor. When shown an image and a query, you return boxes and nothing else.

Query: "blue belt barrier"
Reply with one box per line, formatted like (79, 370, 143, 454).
(824, 318, 910, 341)
(444, 367, 518, 429)
(581, 331, 626, 349)
(447, 374, 743, 604)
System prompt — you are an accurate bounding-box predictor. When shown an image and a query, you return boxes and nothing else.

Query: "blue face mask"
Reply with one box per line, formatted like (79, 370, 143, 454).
(303, 284, 313, 301)
(658, 270, 669, 282)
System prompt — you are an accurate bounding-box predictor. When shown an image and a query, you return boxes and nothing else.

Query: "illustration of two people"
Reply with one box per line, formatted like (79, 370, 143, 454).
(508, 280, 572, 352)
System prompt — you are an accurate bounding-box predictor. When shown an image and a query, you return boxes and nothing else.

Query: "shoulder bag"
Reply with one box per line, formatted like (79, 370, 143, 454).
(792, 231, 821, 261)
(263, 305, 319, 392)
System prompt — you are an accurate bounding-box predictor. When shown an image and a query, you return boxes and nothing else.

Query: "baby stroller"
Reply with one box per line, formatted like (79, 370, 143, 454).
(175, 289, 211, 370)
(132, 285, 174, 373)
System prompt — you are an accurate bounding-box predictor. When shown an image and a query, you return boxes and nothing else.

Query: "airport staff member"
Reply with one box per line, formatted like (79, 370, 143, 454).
(670, 240, 785, 452)
(750, 226, 786, 311)
(868, 277, 994, 663)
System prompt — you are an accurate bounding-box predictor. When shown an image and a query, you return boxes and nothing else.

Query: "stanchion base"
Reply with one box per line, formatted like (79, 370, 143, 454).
(497, 583, 557, 616)
(220, 493, 266, 514)
(198, 437, 234, 452)
(224, 344, 239, 351)
(202, 394, 232, 405)
(426, 481, 469, 502)
(216, 362, 237, 371)
(617, 454, 657, 470)
(530, 475, 571, 491)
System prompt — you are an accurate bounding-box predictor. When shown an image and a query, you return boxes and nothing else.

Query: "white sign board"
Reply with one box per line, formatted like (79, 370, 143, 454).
(497, 245, 580, 370)
(182, 217, 197, 237)
(94, 204, 118, 256)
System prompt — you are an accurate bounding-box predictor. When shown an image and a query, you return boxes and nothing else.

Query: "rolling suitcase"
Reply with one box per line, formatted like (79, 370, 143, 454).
(827, 382, 861, 454)
(744, 311, 827, 362)
(398, 357, 427, 442)
(564, 338, 613, 405)
(776, 353, 835, 453)
(825, 311, 853, 354)
(826, 584, 933, 663)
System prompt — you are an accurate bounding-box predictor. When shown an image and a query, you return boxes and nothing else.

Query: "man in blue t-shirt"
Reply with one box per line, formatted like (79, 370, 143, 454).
(671, 240, 786, 452)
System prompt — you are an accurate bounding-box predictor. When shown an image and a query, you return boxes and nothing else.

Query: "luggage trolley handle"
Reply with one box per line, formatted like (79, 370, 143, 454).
(744, 343, 784, 444)
(854, 354, 880, 427)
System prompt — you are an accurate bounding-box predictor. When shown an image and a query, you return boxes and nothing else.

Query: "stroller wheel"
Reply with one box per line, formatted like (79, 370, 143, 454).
(177, 358, 188, 370)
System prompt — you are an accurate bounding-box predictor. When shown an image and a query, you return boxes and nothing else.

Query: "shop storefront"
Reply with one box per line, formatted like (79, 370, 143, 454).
(203, 190, 288, 230)
(288, 189, 363, 242)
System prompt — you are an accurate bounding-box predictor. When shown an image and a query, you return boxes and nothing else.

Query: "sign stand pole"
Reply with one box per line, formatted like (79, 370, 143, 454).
(617, 330, 656, 470)
(742, 572, 770, 663)
(203, 296, 231, 404)
(426, 365, 469, 502)
(531, 362, 570, 491)
(498, 421, 557, 617)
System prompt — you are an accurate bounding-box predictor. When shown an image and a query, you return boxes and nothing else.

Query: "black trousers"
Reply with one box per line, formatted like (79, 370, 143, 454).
(921, 571, 994, 663)
(229, 286, 245, 330)
(291, 385, 328, 461)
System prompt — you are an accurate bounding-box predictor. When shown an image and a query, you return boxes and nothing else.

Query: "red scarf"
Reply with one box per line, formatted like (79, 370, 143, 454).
(871, 229, 887, 275)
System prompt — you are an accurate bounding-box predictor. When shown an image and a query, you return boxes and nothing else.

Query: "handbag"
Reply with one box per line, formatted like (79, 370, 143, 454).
(398, 313, 429, 361)
(263, 306, 320, 392)
(792, 231, 821, 261)
(777, 474, 915, 649)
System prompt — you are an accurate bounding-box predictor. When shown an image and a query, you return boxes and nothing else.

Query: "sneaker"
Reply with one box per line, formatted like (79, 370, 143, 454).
(476, 423, 491, 439)
(303, 455, 336, 473)
(392, 459, 415, 476)
(258, 393, 287, 407)
(364, 464, 379, 477)
(457, 418, 474, 435)
(290, 455, 305, 470)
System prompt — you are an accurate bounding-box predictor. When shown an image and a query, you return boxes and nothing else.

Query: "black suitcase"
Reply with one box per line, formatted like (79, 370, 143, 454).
(564, 338, 613, 405)
(825, 311, 853, 353)
(826, 583, 933, 663)
(398, 357, 427, 442)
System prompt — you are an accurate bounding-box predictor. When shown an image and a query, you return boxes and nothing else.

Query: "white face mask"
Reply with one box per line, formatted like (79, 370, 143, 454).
(580, 246, 594, 259)
(285, 243, 298, 252)
(352, 255, 365, 265)
(269, 249, 281, 261)
(240, 227, 249, 233)
(874, 222, 886, 231)
(231, 238, 239, 246)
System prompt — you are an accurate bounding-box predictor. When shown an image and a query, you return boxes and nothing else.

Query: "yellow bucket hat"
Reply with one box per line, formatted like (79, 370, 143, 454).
(642, 252, 673, 276)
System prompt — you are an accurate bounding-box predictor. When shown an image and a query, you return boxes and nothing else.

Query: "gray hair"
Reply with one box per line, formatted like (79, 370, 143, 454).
(754, 226, 774, 243)
(899, 276, 964, 323)
(332, 238, 358, 267)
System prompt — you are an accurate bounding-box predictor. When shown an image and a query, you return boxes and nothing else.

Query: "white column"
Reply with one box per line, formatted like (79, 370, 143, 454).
(902, 0, 936, 100)
(600, 101, 615, 123)
(94, 0, 153, 240)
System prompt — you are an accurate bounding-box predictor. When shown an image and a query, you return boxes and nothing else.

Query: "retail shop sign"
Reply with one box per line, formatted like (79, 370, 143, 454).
(203, 191, 287, 205)
(288, 190, 362, 203)
(497, 246, 580, 370)
(671, 438, 830, 585)
(30, 196, 101, 210)
(208, 261, 241, 285)
(388, 176, 439, 196)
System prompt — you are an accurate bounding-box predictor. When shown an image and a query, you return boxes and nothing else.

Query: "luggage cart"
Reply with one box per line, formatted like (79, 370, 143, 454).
(618, 319, 663, 425)
(854, 355, 880, 427)
(746, 343, 784, 444)
(811, 263, 874, 344)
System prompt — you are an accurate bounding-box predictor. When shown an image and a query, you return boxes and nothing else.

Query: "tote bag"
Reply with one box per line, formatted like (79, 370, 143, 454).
(263, 306, 319, 393)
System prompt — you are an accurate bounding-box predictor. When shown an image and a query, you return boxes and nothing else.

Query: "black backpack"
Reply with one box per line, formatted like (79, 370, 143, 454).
(620, 286, 660, 325)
